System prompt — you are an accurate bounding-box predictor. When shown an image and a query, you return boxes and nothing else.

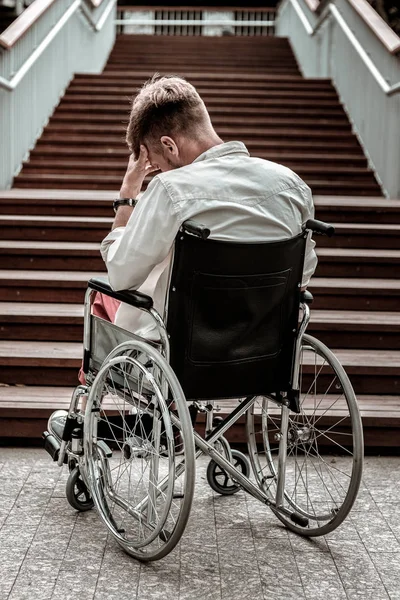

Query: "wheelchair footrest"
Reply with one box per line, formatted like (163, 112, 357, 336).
(290, 512, 309, 528)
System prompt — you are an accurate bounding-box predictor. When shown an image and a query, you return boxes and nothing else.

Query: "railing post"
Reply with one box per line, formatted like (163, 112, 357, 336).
(203, 11, 234, 36)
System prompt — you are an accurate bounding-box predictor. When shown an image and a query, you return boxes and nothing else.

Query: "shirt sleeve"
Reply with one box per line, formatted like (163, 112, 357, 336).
(100, 176, 180, 292)
(300, 185, 318, 288)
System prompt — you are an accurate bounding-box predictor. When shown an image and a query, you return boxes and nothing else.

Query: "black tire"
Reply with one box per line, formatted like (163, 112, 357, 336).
(66, 466, 94, 512)
(207, 449, 250, 495)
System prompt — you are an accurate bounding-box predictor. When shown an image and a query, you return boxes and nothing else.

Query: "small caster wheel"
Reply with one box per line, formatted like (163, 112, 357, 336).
(207, 449, 250, 495)
(66, 466, 94, 512)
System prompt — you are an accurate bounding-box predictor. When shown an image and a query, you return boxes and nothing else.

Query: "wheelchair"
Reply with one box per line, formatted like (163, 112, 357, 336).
(43, 218, 364, 561)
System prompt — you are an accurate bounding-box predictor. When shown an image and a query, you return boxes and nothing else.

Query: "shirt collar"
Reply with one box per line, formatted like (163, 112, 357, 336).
(192, 141, 250, 164)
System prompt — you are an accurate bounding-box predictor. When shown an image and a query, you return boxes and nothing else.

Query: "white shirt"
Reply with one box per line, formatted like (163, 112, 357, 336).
(100, 141, 318, 338)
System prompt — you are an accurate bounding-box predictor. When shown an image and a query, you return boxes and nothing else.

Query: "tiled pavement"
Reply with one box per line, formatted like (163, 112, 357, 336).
(0, 450, 399, 600)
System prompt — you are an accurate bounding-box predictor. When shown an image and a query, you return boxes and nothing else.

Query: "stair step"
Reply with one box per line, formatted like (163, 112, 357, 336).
(106, 66, 300, 74)
(0, 302, 83, 320)
(106, 66, 301, 74)
(105, 52, 298, 59)
(0, 302, 83, 342)
(0, 270, 101, 303)
(0, 386, 74, 417)
(0, 189, 114, 216)
(55, 104, 347, 123)
(51, 109, 349, 122)
(20, 162, 374, 180)
(68, 82, 337, 93)
(1, 191, 394, 219)
(309, 277, 400, 311)
(109, 50, 292, 57)
(32, 140, 362, 154)
(2, 216, 399, 248)
(74, 72, 322, 83)
(308, 310, 400, 349)
(1, 270, 397, 310)
(62, 90, 339, 102)
(25, 153, 368, 167)
(0, 215, 112, 241)
(27, 152, 369, 168)
(0, 241, 104, 271)
(69, 74, 334, 84)
(1, 302, 399, 349)
(44, 119, 352, 133)
(39, 128, 358, 141)
(317, 223, 400, 249)
(314, 196, 400, 223)
(311, 310, 400, 329)
(0, 341, 81, 385)
(0, 342, 398, 393)
(316, 248, 400, 278)
(13, 174, 381, 195)
(0, 387, 398, 445)
(56, 98, 348, 110)
(112, 34, 289, 45)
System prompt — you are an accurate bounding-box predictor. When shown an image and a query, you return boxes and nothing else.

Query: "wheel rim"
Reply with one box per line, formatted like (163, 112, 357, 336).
(208, 450, 249, 493)
(212, 459, 241, 490)
(84, 341, 195, 558)
(74, 477, 92, 505)
(247, 334, 363, 534)
(66, 466, 93, 510)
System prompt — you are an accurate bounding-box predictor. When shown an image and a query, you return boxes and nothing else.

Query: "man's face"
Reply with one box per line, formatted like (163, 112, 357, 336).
(144, 138, 185, 173)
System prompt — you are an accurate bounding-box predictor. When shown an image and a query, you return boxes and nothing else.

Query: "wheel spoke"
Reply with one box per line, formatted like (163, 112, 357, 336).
(246, 333, 363, 535)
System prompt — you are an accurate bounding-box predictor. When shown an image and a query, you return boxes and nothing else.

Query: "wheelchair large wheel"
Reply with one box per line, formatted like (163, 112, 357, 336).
(83, 340, 196, 561)
(247, 333, 363, 536)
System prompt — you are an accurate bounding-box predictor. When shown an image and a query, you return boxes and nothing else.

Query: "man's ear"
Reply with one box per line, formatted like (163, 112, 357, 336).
(160, 136, 179, 156)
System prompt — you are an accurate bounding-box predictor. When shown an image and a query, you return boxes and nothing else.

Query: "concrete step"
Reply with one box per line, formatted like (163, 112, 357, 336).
(1, 386, 398, 446)
(1, 302, 399, 350)
(0, 341, 398, 394)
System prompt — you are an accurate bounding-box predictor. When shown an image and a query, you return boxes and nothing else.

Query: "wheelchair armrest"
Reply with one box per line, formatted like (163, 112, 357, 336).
(88, 276, 153, 310)
(300, 290, 314, 305)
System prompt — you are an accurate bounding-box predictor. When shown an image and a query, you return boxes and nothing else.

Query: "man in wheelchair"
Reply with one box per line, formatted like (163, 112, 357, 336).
(44, 75, 363, 561)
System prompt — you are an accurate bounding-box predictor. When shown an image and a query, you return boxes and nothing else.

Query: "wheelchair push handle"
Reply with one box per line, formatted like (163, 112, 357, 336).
(182, 220, 210, 240)
(305, 219, 335, 237)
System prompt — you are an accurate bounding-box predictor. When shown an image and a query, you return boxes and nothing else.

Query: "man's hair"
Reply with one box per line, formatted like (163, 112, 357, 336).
(126, 74, 209, 158)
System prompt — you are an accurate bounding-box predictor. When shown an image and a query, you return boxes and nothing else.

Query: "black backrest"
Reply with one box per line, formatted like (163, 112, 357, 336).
(166, 227, 308, 400)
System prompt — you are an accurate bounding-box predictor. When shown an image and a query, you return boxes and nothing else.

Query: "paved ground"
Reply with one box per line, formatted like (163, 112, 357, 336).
(0, 449, 399, 600)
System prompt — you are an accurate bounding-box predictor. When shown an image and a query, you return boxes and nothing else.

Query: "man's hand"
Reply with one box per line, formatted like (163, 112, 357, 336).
(119, 145, 158, 199)
(111, 146, 158, 230)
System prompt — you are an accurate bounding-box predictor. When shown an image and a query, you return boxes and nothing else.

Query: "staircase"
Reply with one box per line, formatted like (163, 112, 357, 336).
(1, 34, 399, 447)
(14, 35, 381, 195)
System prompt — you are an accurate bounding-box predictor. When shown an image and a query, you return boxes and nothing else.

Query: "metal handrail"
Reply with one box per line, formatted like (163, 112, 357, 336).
(288, 0, 400, 96)
(0, 0, 116, 92)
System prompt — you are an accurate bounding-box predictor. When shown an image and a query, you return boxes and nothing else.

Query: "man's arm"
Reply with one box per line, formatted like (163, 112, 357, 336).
(101, 162, 180, 292)
(300, 185, 318, 289)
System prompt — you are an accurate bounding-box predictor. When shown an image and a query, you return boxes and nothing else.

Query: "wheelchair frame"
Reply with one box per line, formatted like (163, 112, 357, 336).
(61, 278, 310, 513)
